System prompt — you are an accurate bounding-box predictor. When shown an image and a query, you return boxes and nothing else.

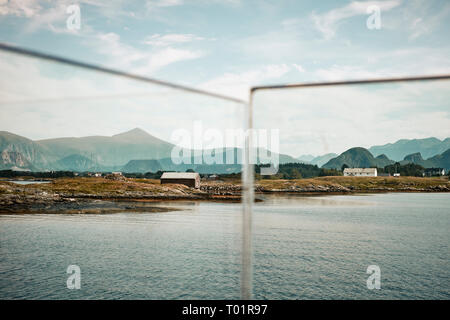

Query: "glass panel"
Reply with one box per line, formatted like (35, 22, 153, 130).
(0, 49, 248, 299)
(252, 79, 450, 299)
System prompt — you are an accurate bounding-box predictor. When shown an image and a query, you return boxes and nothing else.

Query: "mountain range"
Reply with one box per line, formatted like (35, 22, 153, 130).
(322, 147, 450, 170)
(369, 137, 450, 161)
(1, 129, 449, 173)
(0, 129, 298, 173)
(297, 153, 338, 167)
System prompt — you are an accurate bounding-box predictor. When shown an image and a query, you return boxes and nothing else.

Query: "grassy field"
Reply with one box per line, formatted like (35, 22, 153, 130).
(1, 176, 449, 197)
(0, 176, 448, 214)
(0, 177, 200, 197)
(256, 176, 450, 192)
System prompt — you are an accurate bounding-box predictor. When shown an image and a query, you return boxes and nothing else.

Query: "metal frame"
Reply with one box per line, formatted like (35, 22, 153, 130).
(250, 74, 450, 92)
(0, 43, 246, 105)
(242, 73, 450, 299)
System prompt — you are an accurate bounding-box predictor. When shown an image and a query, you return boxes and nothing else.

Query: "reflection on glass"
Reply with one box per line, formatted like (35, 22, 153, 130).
(251, 78, 450, 299)
(0, 49, 250, 299)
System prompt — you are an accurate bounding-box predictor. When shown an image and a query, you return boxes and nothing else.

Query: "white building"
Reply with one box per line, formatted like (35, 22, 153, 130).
(343, 168, 377, 177)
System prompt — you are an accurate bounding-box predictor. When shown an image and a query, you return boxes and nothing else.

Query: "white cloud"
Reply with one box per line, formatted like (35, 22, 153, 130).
(146, 0, 241, 12)
(0, 52, 242, 144)
(146, 0, 184, 11)
(254, 81, 450, 156)
(92, 32, 204, 75)
(1, 0, 132, 33)
(0, 0, 41, 17)
(292, 64, 305, 73)
(135, 47, 204, 74)
(408, 2, 450, 40)
(143, 33, 205, 46)
(314, 65, 391, 81)
(201, 64, 290, 99)
(23, 3, 69, 33)
(311, 0, 401, 39)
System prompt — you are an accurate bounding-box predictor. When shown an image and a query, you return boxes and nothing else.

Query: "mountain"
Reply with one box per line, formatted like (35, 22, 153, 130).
(400, 149, 450, 170)
(122, 160, 162, 173)
(427, 149, 450, 170)
(37, 128, 176, 168)
(322, 147, 394, 169)
(311, 153, 338, 167)
(369, 137, 450, 161)
(0, 131, 56, 170)
(1, 130, 303, 173)
(296, 154, 315, 163)
(0, 150, 35, 170)
(375, 154, 394, 168)
(56, 154, 97, 172)
(400, 152, 429, 167)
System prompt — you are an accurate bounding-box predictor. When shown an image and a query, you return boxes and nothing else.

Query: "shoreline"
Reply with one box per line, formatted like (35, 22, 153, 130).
(1, 176, 449, 214)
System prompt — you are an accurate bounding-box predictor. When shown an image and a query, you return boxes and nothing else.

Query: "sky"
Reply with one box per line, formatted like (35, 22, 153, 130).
(1, 0, 450, 157)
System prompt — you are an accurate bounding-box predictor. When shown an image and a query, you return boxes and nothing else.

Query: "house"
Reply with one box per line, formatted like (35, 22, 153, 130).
(160, 172, 201, 188)
(343, 168, 377, 177)
(393, 173, 400, 177)
(423, 168, 446, 177)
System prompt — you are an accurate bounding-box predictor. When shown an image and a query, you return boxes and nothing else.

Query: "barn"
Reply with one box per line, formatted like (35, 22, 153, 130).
(160, 172, 201, 188)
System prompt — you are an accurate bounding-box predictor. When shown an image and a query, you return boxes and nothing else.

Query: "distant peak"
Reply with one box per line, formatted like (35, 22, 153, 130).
(113, 128, 150, 138)
(126, 128, 148, 134)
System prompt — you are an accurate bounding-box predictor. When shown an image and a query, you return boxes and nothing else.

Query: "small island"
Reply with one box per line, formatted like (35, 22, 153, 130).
(1, 175, 449, 214)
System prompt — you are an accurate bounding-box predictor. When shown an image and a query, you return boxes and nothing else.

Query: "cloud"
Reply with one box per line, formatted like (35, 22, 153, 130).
(254, 81, 450, 156)
(292, 64, 305, 73)
(0, 51, 242, 144)
(200, 64, 291, 99)
(142, 33, 206, 46)
(146, 0, 183, 12)
(311, 0, 401, 39)
(92, 32, 204, 75)
(146, 0, 241, 12)
(0, 0, 41, 17)
(312, 46, 450, 81)
(23, 3, 70, 34)
(407, 2, 450, 40)
(135, 47, 204, 74)
(1, 0, 132, 33)
(314, 65, 391, 81)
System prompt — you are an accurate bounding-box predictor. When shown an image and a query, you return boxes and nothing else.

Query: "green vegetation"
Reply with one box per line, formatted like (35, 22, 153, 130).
(255, 163, 341, 179)
(256, 176, 450, 192)
(0, 170, 75, 178)
(380, 163, 425, 177)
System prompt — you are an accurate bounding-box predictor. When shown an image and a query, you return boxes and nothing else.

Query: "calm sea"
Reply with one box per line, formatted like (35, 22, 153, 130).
(0, 193, 449, 299)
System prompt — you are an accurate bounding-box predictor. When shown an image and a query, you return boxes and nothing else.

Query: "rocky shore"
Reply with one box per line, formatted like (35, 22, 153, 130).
(0, 178, 239, 214)
(1, 176, 449, 214)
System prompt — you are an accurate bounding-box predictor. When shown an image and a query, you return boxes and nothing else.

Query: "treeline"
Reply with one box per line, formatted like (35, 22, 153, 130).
(1, 163, 444, 181)
(122, 171, 164, 179)
(0, 170, 76, 178)
(378, 163, 425, 177)
(256, 163, 341, 179)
